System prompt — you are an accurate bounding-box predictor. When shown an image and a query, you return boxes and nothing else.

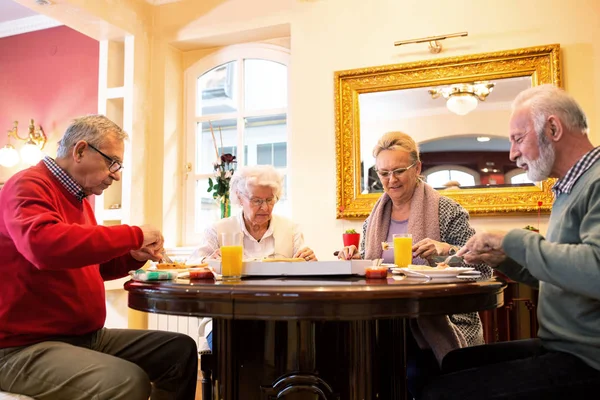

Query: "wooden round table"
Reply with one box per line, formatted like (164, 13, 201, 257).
(125, 276, 505, 400)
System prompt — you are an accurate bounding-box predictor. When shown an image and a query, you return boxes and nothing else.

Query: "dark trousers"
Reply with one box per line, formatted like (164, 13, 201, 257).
(0, 328, 198, 400)
(406, 325, 441, 400)
(421, 339, 600, 400)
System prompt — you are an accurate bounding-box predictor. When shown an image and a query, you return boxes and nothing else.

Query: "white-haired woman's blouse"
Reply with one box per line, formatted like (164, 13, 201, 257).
(190, 213, 305, 261)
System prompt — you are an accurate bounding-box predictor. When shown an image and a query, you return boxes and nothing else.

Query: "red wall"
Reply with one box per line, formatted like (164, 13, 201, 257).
(0, 25, 99, 182)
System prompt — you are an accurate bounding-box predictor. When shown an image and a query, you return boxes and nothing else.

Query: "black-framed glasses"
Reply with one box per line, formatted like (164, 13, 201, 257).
(87, 143, 123, 173)
(242, 194, 278, 208)
(375, 162, 417, 180)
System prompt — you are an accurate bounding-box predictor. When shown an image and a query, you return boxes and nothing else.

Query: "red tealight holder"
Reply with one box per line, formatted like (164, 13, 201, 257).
(365, 266, 388, 279)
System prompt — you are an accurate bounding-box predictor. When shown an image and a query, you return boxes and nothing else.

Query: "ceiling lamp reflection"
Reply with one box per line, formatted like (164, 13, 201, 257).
(429, 82, 495, 116)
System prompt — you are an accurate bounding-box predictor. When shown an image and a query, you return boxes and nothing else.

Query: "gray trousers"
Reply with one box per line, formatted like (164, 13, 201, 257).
(0, 328, 198, 400)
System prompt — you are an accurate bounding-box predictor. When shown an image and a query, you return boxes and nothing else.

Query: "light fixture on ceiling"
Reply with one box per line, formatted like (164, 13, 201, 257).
(477, 136, 491, 142)
(0, 120, 47, 168)
(429, 82, 495, 115)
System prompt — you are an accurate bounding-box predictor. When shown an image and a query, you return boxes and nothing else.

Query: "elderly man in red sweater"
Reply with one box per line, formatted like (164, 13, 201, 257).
(0, 115, 197, 399)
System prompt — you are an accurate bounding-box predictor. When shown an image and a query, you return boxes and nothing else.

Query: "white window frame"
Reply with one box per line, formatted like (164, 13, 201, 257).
(183, 44, 290, 245)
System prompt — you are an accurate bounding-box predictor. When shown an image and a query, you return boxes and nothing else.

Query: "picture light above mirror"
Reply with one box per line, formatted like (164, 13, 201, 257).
(335, 44, 561, 219)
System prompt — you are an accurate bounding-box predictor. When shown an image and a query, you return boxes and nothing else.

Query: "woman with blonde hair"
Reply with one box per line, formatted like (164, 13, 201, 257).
(339, 131, 492, 399)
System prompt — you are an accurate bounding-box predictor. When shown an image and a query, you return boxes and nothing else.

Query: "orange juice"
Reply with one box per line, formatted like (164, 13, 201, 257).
(221, 245, 243, 279)
(393, 236, 412, 267)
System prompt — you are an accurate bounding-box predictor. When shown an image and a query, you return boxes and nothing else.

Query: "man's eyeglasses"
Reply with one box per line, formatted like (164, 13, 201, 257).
(375, 162, 417, 179)
(243, 195, 278, 208)
(87, 143, 123, 173)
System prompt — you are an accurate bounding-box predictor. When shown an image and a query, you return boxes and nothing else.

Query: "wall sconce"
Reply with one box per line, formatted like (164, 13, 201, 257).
(429, 82, 495, 115)
(0, 120, 47, 167)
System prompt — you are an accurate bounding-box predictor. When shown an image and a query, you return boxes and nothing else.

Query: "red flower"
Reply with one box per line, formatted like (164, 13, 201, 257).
(221, 154, 236, 164)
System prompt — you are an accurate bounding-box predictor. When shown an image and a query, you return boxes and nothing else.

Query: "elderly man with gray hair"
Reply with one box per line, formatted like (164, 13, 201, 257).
(421, 85, 600, 399)
(0, 115, 198, 400)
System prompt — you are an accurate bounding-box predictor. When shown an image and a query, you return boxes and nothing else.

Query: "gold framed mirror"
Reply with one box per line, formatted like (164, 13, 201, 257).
(335, 44, 561, 219)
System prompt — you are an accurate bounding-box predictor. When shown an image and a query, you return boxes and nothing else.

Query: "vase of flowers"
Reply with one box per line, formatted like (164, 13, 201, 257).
(206, 122, 237, 219)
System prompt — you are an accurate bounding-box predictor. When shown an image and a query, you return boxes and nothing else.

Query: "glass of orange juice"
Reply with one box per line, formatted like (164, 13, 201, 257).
(221, 232, 243, 280)
(393, 233, 412, 268)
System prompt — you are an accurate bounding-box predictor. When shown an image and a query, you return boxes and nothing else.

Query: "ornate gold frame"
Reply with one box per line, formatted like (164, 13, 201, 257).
(335, 44, 561, 219)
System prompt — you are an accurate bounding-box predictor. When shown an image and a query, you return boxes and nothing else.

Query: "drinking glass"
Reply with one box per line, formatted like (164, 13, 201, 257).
(393, 233, 412, 268)
(220, 232, 243, 280)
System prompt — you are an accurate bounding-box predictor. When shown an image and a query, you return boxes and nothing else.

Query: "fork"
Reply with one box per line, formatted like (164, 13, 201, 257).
(161, 251, 175, 263)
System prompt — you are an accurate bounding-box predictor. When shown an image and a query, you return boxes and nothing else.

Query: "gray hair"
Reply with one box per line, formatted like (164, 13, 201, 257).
(56, 115, 128, 158)
(512, 84, 588, 136)
(372, 131, 421, 163)
(229, 165, 284, 206)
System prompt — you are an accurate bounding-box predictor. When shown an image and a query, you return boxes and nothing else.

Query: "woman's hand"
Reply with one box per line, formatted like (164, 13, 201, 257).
(412, 238, 451, 260)
(337, 245, 361, 260)
(294, 247, 318, 261)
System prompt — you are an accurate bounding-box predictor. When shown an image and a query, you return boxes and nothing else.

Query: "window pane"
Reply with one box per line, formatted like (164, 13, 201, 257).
(427, 170, 475, 188)
(272, 173, 290, 215)
(511, 173, 534, 184)
(196, 119, 238, 174)
(257, 143, 272, 165)
(273, 142, 287, 168)
(427, 171, 451, 188)
(196, 61, 238, 116)
(195, 178, 219, 233)
(244, 59, 287, 111)
(243, 114, 287, 166)
(195, 178, 241, 233)
(449, 171, 475, 187)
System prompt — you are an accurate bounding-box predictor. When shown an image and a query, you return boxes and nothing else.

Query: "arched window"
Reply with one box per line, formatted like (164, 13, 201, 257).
(424, 165, 479, 189)
(509, 172, 534, 184)
(184, 44, 290, 243)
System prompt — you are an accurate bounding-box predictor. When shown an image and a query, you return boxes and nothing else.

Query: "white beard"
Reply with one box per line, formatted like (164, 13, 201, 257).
(520, 134, 555, 181)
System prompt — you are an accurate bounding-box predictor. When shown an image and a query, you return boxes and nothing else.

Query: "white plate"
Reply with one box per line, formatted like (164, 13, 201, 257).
(391, 266, 475, 278)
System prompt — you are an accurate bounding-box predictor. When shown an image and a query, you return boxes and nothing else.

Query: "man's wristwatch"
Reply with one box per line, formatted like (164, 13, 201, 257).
(448, 246, 459, 256)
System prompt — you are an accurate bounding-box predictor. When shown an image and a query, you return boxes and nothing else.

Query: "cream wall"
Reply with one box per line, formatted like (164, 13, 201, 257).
(153, 0, 599, 258)
(24, 0, 600, 260)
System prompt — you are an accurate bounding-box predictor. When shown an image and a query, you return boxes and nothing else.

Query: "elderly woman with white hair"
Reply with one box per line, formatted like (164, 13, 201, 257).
(191, 164, 317, 262)
(191, 164, 317, 352)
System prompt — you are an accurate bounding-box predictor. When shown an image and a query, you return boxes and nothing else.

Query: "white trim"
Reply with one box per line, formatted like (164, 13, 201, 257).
(0, 15, 62, 39)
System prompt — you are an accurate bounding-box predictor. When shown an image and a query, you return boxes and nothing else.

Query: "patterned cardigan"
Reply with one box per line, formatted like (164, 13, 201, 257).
(359, 196, 493, 347)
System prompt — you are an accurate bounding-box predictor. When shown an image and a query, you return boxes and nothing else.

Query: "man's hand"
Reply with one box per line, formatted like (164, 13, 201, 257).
(458, 231, 507, 267)
(130, 247, 162, 262)
(412, 238, 451, 260)
(139, 224, 164, 250)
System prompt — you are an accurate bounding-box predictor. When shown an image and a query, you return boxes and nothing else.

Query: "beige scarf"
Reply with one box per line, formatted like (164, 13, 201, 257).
(364, 182, 468, 365)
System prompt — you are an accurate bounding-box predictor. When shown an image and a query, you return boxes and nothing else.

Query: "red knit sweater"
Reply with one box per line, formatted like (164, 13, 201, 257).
(0, 162, 144, 348)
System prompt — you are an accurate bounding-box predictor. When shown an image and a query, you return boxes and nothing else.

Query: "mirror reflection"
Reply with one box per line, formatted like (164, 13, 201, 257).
(359, 76, 533, 194)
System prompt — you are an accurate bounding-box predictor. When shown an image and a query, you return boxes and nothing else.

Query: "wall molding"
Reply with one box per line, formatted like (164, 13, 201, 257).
(0, 15, 62, 39)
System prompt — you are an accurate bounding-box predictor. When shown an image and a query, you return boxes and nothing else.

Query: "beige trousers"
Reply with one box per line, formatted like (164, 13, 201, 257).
(0, 328, 197, 400)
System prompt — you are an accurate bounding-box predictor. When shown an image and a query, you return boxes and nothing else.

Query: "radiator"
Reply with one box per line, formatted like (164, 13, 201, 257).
(148, 314, 202, 347)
